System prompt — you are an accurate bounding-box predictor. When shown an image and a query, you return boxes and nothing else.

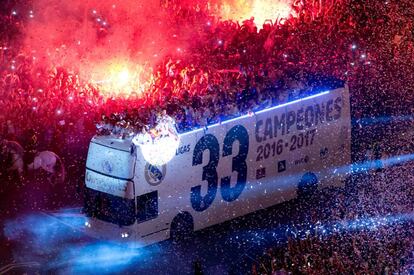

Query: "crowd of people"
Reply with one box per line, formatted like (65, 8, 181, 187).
(252, 159, 414, 274)
(1, 0, 413, 147)
(0, 0, 413, 273)
(244, 116, 414, 274)
(247, 115, 414, 274)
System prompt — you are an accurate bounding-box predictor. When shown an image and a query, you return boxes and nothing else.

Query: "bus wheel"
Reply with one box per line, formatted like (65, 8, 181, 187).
(170, 211, 194, 243)
(297, 172, 318, 200)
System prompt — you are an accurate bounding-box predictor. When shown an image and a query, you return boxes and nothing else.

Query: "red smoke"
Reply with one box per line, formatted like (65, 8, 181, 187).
(25, 1, 187, 77)
(22, 0, 293, 95)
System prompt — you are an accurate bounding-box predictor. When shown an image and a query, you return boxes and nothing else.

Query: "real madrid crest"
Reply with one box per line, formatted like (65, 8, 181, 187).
(102, 160, 113, 174)
(144, 162, 166, 186)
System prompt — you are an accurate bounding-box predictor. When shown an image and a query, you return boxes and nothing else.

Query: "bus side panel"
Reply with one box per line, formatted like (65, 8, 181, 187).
(190, 88, 351, 231)
(134, 87, 352, 238)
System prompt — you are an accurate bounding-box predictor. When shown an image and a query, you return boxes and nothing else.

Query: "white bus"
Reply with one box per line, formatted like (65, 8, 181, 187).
(83, 84, 351, 247)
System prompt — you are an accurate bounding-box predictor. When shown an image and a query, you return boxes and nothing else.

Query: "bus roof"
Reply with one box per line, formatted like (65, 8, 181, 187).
(91, 136, 132, 153)
(180, 80, 346, 137)
(92, 79, 346, 148)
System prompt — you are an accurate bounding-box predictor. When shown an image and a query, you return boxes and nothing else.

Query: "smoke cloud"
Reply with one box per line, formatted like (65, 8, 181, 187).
(24, 0, 200, 80)
(21, 0, 293, 90)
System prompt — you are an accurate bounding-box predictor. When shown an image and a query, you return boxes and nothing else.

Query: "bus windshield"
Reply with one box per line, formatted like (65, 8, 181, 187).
(84, 187, 135, 226)
(86, 140, 135, 180)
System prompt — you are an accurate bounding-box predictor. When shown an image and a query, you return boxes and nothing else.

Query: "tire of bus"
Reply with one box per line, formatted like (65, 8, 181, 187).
(297, 172, 319, 200)
(170, 211, 194, 243)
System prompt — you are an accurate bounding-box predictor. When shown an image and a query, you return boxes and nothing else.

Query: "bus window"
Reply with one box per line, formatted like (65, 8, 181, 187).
(86, 141, 136, 180)
(84, 187, 136, 226)
(137, 191, 158, 223)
